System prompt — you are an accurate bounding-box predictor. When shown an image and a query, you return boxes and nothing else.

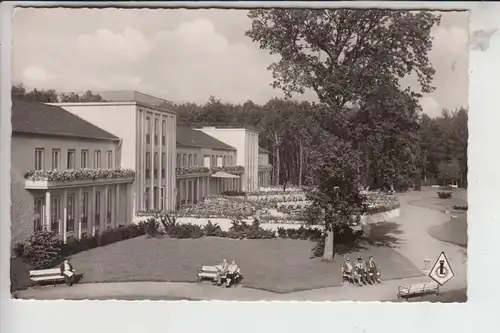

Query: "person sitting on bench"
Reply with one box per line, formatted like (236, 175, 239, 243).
(214, 259, 229, 286)
(225, 261, 240, 288)
(355, 257, 368, 285)
(366, 256, 381, 283)
(341, 257, 356, 284)
(60, 258, 75, 286)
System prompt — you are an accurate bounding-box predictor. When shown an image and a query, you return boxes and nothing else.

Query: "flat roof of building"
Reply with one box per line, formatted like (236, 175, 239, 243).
(12, 100, 119, 141)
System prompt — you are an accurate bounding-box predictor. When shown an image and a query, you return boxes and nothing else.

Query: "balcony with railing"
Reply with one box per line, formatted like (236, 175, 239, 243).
(24, 168, 135, 190)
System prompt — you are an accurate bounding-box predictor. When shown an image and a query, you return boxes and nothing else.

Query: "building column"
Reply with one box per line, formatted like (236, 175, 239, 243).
(62, 188, 68, 243)
(190, 179, 195, 205)
(104, 184, 109, 227)
(127, 183, 133, 225)
(77, 188, 83, 239)
(185, 179, 189, 205)
(45, 191, 51, 231)
(91, 186, 96, 236)
(115, 183, 120, 227)
(196, 177, 200, 202)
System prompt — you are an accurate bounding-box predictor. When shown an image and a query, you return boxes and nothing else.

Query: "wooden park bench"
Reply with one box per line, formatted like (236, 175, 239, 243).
(196, 265, 221, 283)
(30, 268, 79, 286)
(397, 281, 439, 300)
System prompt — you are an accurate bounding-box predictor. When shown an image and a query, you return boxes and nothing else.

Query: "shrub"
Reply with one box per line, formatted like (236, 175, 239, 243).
(277, 227, 287, 238)
(438, 191, 453, 199)
(144, 218, 161, 237)
(203, 220, 222, 236)
(453, 205, 468, 211)
(17, 230, 64, 269)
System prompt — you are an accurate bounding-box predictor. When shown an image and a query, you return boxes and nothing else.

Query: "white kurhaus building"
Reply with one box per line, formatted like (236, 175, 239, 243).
(51, 91, 177, 213)
(196, 127, 259, 192)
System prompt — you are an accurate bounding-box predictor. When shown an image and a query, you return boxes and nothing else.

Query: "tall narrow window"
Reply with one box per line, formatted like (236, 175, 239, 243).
(160, 187, 165, 211)
(51, 196, 61, 233)
(66, 194, 75, 232)
(162, 120, 166, 145)
(51, 149, 60, 170)
(107, 150, 113, 169)
(145, 187, 150, 209)
(35, 148, 44, 170)
(188, 154, 192, 166)
(154, 186, 158, 210)
(183, 154, 187, 167)
(107, 189, 112, 224)
(176, 153, 181, 168)
(82, 193, 89, 229)
(146, 117, 151, 144)
(162, 153, 166, 178)
(146, 152, 151, 179)
(223, 156, 227, 166)
(67, 150, 75, 169)
(154, 152, 158, 179)
(94, 150, 101, 169)
(33, 198, 43, 231)
(154, 118, 159, 145)
(81, 150, 89, 168)
(194, 154, 198, 166)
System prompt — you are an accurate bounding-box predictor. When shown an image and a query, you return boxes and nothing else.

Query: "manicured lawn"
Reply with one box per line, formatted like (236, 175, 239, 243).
(68, 235, 422, 293)
(429, 214, 467, 247)
(409, 192, 468, 247)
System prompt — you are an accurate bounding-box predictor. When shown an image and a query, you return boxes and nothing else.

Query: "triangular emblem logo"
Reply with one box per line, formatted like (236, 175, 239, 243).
(428, 251, 455, 286)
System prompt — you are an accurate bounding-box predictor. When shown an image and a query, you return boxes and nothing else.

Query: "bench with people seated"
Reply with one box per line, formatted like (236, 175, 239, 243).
(397, 281, 439, 300)
(197, 259, 242, 287)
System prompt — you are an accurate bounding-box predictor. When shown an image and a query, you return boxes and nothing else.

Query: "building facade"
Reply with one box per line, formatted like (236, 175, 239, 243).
(11, 101, 134, 245)
(52, 92, 177, 213)
(258, 147, 272, 187)
(176, 126, 242, 207)
(196, 127, 259, 192)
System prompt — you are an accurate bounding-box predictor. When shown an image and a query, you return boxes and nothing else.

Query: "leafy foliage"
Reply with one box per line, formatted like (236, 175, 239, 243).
(25, 168, 135, 182)
(437, 191, 453, 199)
(14, 230, 64, 269)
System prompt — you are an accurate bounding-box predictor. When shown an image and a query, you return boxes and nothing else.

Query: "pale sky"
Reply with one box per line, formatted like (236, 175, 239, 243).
(11, 8, 469, 117)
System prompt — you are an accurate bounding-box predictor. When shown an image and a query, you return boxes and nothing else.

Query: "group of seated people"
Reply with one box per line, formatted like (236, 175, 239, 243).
(341, 256, 381, 286)
(214, 259, 241, 288)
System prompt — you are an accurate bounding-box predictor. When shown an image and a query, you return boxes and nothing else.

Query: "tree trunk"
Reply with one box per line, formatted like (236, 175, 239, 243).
(299, 141, 303, 186)
(322, 229, 335, 261)
(274, 133, 281, 186)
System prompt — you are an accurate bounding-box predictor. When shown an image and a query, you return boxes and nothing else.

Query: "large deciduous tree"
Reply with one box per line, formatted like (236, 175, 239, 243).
(247, 9, 440, 259)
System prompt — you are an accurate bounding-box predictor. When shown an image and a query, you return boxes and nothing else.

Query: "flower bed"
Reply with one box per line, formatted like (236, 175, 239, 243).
(176, 198, 257, 218)
(176, 166, 210, 175)
(438, 191, 453, 199)
(146, 215, 276, 240)
(211, 165, 245, 173)
(24, 168, 135, 182)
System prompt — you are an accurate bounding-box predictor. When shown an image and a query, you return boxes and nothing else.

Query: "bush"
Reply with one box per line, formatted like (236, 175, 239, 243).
(144, 218, 161, 237)
(15, 224, 147, 267)
(203, 220, 222, 236)
(438, 191, 453, 199)
(453, 205, 468, 211)
(16, 230, 64, 269)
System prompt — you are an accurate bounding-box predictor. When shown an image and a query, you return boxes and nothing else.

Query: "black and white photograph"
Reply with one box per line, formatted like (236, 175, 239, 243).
(7, 4, 469, 302)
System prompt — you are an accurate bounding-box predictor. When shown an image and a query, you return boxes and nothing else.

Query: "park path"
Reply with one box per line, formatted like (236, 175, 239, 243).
(18, 189, 467, 301)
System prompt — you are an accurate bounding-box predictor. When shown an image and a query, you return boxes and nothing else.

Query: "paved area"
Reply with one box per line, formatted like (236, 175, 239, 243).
(17, 189, 467, 301)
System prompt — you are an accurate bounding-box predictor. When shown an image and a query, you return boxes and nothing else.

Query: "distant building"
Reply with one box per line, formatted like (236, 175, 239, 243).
(258, 147, 272, 187)
(195, 127, 259, 192)
(51, 92, 177, 212)
(176, 126, 241, 207)
(11, 101, 134, 245)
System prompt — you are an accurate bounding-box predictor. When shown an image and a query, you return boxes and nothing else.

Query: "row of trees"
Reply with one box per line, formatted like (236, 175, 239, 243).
(12, 84, 104, 103)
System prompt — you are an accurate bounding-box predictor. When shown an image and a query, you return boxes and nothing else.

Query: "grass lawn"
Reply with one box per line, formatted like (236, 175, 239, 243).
(409, 193, 468, 248)
(428, 214, 467, 247)
(66, 234, 421, 293)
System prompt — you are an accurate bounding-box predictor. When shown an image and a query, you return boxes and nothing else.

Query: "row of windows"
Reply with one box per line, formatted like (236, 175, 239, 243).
(145, 152, 166, 179)
(34, 148, 113, 171)
(175, 153, 234, 168)
(33, 189, 113, 233)
(145, 117, 167, 146)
